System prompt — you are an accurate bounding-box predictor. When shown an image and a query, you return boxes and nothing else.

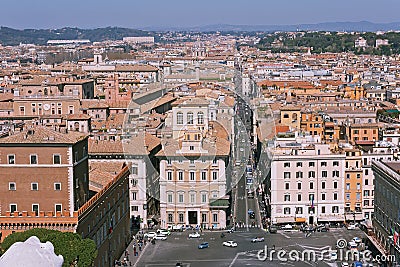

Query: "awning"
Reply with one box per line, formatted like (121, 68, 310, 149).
(295, 218, 306, 223)
(209, 199, 230, 209)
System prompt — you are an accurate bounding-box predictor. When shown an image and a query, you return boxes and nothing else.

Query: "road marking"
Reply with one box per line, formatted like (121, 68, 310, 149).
(228, 252, 245, 267)
(279, 232, 290, 239)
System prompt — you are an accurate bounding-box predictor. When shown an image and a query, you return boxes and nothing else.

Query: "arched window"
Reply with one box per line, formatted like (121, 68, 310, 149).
(292, 113, 298, 121)
(197, 112, 204, 124)
(177, 112, 183, 124)
(187, 112, 193, 124)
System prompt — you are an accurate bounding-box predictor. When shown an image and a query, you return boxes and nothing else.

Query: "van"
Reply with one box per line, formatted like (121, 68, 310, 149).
(269, 225, 278, 233)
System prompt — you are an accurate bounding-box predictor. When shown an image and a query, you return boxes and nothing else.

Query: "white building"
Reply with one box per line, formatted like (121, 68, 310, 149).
(269, 134, 346, 225)
(355, 37, 367, 48)
(157, 96, 231, 229)
(123, 36, 155, 44)
(360, 141, 398, 220)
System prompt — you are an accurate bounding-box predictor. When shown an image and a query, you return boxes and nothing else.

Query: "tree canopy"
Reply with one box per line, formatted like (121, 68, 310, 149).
(0, 228, 97, 267)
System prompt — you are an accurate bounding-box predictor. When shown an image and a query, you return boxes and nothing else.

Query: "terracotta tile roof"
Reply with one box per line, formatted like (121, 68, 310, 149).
(115, 64, 159, 72)
(66, 114, 91, 120)
(0, 126, 87, 144)
(0, 102, 13, 110)
(81, 100, 109, 109)
(0, 93, 14, 102)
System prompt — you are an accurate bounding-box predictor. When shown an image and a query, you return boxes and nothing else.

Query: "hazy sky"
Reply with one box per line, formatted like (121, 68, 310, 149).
(1, 0, 399, 29)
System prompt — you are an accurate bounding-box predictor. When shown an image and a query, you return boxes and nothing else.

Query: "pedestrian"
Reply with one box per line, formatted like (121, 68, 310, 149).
(133, 246, 137, 256)
(144, 239, 147, 246)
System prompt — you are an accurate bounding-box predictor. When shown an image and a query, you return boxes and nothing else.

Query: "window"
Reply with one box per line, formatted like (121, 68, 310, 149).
(321, 206, 326, 213)
(296, 171, 303, 178)
(202, 194, 207, 203)
(190, 193, 195, 203)
(356, 193, 361, 200)
(132, 192, 137, 200)
(333, 193, 338, 200)
(201, 172, 207, 181)
(309, 194, 314, 201)
(309, 182, 314, 190)
(309, 162, 315, 167)
(187, 112, 193, 124)
(213, 213, 218, 222)
(7, 154, 15, 164)
(284, 162, 291, 168)
(10, 204, 17, 213)
(212, 158, 218, 165)
(285, 183, 289, 190)
(297, 194, 302, 201)
(332, 206, 339, 213)
(32, 204, 39, 216)
(197, 112, 204, 124)
(131, 206, 138, 212)
(55, 204, 62, 213)
(212, 172, 218, 180)
(190, 172, 195, 181)
(332, 171, 339, 177)
(321, 193, 326, 200)
(167, 194, 173, 203)
(30, 154, 38, 164)
(356, 183, 360, 190)
(364, 200, 369, 206)
(178, 194, 184, 203)
(296, 162, 302, 167)
(132, 166, 138, 175)
(31, 183, 38, 191)
(179, 213, 184, 223)
(365, 169, 369, 175)
(54, 183, 61, 191)
(297, 183, 301, 190)
(168, 213, 173, 223)
(284, 172, 291, 178)
(284, 207, 291, 214)
(356, 173, 361, 179)
(9, 182, 16, 191)
(321, 162, 327, 167)
(346, 174, 350, 179)
(322, 181, 326, 189)
(176, 112, 183, 124)
(346, 183, 350, 190)
(333, 181, 338, 189)
(364, 190, 370, 197)
(202, 214, 207, 223)
(346, 193, 350, 200)
(284, 195, 290, 201)
(333, 161, 339, 166)
(296, 207, 303, 214)
(167, 172, 172, 181)
(53, 154, 61, 164)
(178, 171, 183, 181)
(308, 171, 315, 178)
(283, 113, 289, 119)
(322, 171, 327, 177)
(189, 146, 194, 151)
(365, 179, 368, 186)
(190, 159, 194, 165)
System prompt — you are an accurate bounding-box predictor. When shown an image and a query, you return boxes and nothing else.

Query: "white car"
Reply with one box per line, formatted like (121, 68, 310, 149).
(341, 262, 349, 267)
(144, 232, 157, 238)
(189, 232, 201, 238)
(157, 229, 171, 236)
(240, 148, 244, 152)
(154, 234, 167, 240)
(347, 224, 356, 230)
(352, 237, 362, 243)
(330, 251, 337, 261)
(223, 241, 238, 247)
(282, 224, 293, 231)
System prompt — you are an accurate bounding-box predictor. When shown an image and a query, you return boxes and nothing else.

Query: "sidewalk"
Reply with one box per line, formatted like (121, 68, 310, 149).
(115, 232, 149, 267)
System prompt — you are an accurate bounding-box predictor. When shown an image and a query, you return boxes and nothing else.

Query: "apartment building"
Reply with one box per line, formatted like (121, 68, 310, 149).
(157, 96, 231, 229)
(359, 141, 398, 221)
(269, 134, 346, 225)
(341, 146, 363, 222)
(372, 161, 400, 264)
(300, 110, 324, 138)
(0, 126, 89, 236)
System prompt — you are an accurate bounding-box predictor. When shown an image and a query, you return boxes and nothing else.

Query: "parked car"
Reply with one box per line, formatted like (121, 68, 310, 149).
(223, 241, 238, 247)
(226, 228, 235, 233)
(198, 242, 209, 249)
(157, 229, 171, 235)
(251, 237, 265, 243)
(352, 237, 362, 243)
(282, 224, 293, 231)
(144, 232, 157, 239)
(341, 262, 349, 267)
(172, 225, 184, 231)
(347, 224, 356, 230)
(154, 234, 167, 240)
(330, 251, 338, 261)
(189, 232, 201, 238)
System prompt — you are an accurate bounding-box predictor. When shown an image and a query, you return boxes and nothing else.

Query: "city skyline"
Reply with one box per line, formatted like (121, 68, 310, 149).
(1, 0, 400, 29)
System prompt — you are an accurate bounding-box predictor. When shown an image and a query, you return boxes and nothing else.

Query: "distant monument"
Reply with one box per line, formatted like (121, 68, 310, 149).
(0, 236, 64, 267)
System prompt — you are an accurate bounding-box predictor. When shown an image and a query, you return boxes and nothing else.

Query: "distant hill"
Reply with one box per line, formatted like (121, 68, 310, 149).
(143, 21, 400, 32)
(0, 26, 153, 46)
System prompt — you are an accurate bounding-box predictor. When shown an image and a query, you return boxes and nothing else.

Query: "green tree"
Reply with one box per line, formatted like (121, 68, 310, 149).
(0, 228, 97, 267)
